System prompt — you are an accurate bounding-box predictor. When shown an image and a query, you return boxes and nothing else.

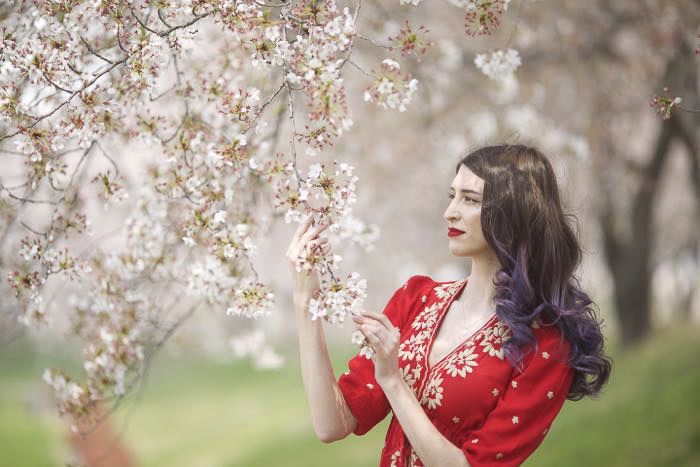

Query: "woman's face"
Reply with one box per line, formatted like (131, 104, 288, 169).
(443, 165, 490, 257)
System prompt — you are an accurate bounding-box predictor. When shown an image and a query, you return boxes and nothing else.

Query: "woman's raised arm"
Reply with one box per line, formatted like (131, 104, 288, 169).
(287, 215, 357, 443)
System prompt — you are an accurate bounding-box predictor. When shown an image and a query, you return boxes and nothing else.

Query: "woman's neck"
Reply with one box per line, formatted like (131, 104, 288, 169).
(458, 251, 500, 317)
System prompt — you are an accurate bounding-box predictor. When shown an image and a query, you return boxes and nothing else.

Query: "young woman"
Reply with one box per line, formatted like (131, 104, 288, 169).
(287, 144, 611, 467)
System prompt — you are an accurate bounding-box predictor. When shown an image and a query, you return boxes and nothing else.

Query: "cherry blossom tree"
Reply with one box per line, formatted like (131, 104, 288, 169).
(0, 0, 520, 435)
(2, 0, 697, 443)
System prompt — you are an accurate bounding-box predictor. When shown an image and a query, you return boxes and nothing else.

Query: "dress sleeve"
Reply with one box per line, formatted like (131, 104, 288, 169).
(337, 274, 431, 435)
(461, 324, 575, 466)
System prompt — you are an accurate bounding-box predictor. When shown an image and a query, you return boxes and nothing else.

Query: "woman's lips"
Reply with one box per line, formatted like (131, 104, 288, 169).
(448, 228, 466, 237)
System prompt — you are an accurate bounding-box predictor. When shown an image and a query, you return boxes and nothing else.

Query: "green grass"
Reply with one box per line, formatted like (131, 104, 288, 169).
(527, 324, 700, 467)
(1, 323, 699, 466)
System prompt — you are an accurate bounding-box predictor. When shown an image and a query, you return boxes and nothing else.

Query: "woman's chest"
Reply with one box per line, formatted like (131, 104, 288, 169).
(397, 286, 514, 422)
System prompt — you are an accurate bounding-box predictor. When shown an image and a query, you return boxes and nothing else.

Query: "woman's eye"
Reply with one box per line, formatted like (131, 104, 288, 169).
(448, 194, 477, 203)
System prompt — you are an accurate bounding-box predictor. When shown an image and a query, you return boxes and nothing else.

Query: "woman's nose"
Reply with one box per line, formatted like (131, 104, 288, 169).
(443, 204, 458, 222)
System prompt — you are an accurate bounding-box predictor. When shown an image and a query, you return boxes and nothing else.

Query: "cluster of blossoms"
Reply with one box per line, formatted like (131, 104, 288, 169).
(0, 0, 510, 434)
(286, 3, 357, 153)
(364, 59, 419, 112)
(387, 21, 434, 61)
(474, 48, 522, 80)
(650, 87, 683, 120)
(308, 271, 368, 325)
(352, 326, 376, 360)
(92, 171, 129, 207)
(462, 0, 510, 37)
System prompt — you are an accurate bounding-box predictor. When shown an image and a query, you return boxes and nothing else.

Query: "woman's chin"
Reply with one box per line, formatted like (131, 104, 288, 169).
(448, 244, 470, 257)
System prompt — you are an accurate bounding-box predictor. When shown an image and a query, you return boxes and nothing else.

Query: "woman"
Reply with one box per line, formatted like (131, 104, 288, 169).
(287, 144, 611, 467)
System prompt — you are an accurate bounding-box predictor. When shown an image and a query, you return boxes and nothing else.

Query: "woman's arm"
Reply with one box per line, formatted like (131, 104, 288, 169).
(356, 311, 469, 466)
(287, 215, 357, 443)
(381, 377, 469, 467)
(294, 292, 358, 442)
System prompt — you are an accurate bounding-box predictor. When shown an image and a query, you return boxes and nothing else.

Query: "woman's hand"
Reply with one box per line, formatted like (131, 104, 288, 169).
(286, 214, 331, 302)
(352, 311, 402, 386)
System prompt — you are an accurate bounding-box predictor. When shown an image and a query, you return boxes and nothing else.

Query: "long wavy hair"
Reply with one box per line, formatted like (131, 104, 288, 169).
(457, 144, 611, 400)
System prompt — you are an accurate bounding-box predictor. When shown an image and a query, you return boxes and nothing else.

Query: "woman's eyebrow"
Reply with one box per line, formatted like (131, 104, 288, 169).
(449, 187, 482, 196)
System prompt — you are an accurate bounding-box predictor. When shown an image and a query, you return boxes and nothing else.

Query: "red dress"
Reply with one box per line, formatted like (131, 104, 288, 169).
(338, 275, 574, 467)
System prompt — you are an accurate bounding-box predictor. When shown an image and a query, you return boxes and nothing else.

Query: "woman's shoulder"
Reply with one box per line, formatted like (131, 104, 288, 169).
(527, 317, 572, 362)
(399, 274, 466, 297)
(399, 274, 437, 293)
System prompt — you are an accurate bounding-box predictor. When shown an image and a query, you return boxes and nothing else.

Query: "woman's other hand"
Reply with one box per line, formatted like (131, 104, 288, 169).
(352, 311, 402, 386)
(286, 214, 331, 302)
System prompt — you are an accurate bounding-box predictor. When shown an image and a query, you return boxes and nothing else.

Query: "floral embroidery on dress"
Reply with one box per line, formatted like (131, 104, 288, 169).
(433, 280, 465, 300)
(408, 447, 422, 467)
(390, 449, 401, 467)
(418, 315, 511, 410)
(443, 346, 479, 378)
(400, 364, 422, 395)
(399, 331, 429, 362)
(396, 278, 517, 411)
(478, 321, 512, 359)
(420, 374, 445, 409)
(410, 302, 441, 331)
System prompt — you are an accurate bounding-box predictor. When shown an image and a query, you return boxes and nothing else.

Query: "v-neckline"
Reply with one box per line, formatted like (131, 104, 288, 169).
(426, 278, 498, 371)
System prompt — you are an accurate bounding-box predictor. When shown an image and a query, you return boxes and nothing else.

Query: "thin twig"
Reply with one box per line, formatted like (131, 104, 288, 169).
(243, 81, 285, 135)
(1, 187, 58, 205)
(157, 9, 172, 28)
(20, 220, 48, 236)
(79, 34, 114, 64)
(347, 58, 376, 78)
(356, 32, 390, 50)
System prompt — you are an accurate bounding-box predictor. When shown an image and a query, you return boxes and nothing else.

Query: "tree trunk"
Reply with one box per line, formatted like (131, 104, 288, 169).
(599, 39, 695, 347)
(601, 118, 674, 347)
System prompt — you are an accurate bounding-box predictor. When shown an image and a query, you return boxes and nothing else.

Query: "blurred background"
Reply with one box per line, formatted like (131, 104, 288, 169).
(2, 0, 699, 465)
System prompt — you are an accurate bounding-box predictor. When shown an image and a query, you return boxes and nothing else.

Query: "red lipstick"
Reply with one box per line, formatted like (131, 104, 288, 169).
(448, 227, 466, 237)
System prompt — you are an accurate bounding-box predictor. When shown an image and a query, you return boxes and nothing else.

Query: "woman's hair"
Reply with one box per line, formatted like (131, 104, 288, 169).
(457, 144, 611, 400)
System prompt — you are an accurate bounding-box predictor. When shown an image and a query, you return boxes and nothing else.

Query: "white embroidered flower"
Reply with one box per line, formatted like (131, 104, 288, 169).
(492, 387, 500, 397)
(433, 280, 464, 300)
(542, 351, 550, 359)
(390, 449, 401, 467)
(400, 363, 420, 390)
(479, 337, 505, 360)
(547, 390, 554, 399)
(410, 302, 440, 331)
(511, 380, 518, 388)
(421, 374, 444, 409)
(399, 330, 428, 361)
(512, 415, 519, 424)
(444, 346, 479, 378)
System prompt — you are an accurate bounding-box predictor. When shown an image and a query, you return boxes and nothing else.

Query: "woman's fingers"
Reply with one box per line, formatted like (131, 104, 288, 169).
(360, 324, 389, 355)
(360, 311, 396, 333)
(287, 215, 313, 257)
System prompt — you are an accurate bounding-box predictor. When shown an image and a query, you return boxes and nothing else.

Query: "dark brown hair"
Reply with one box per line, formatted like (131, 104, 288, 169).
(457, 144, 611, 400)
